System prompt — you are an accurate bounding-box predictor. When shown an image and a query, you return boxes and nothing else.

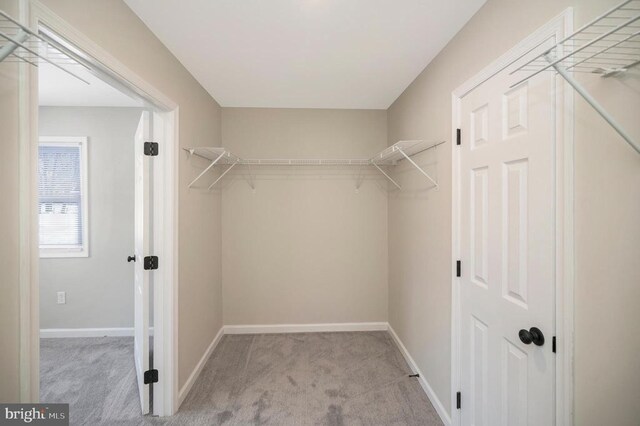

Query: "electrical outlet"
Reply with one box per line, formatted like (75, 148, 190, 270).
(57, 291, 66, 304)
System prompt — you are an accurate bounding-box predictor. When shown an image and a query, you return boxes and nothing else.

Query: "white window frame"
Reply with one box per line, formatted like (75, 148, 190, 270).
(39, 136, 89, 258)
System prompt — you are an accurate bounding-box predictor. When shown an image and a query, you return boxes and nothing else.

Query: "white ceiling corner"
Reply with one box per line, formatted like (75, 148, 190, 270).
(124, 0, 485, 109)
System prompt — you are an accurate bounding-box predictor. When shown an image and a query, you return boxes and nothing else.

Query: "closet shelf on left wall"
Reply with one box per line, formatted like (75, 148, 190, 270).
(184, 139, 445, 191)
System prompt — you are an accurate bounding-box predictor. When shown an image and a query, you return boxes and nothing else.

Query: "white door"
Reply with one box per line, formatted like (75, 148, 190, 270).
(134, 111, 151, 415)
(458, 62, 556, 425)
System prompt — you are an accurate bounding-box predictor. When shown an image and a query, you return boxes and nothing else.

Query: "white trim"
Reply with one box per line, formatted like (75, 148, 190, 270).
(177, 326, 225, 407)
(20, 0, 41, 402)
(169, 108, 180, 415)
(555, 12, 576, 425)
(224, 322, 389, 335)
(388, 325, 451, 426)
(450, 8, 574, 426)
(39, 327, 155, 338)
(151, 108, 179, 416)
(450, 90, 461, 426)
(452, 9, 572, 100)
(20, 1, 180, 416)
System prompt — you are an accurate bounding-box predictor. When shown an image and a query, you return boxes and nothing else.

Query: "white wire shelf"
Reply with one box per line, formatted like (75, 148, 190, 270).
(512, 0, 640, 82)
(184, 139, 443, 191)
(0, 9, 89, 84)
(511, 0, 640, 154)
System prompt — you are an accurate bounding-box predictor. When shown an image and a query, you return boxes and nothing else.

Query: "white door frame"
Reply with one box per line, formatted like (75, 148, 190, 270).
(451, 9, 574, 426)
(18, 0, 180, 416)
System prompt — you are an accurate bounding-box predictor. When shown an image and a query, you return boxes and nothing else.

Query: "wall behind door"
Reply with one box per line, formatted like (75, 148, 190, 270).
(39, 106, 142, 330)
(221, 108, 388, 325)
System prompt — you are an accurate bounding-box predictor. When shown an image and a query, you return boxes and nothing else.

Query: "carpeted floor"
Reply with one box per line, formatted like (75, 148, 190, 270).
(41, 332, 443, 425)
(40, 337, 143, 425)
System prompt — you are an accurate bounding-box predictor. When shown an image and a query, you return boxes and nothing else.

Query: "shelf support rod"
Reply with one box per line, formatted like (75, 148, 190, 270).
(372, 162, 402, 190)
(545, 53, 640, 155)
(246, 163, 255, 190)
(0, 30, 90, 84)
(355, 164, 366, 191)
(396, 147, 439, 189)
(0, 28, 27, 62)
(188, 151, 224, 188)
(208, 161, 237, 190)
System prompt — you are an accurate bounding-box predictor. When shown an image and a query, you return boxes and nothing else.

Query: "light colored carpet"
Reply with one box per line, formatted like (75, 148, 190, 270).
(40, 337, 143, 425)
(41, 332, 443, 425)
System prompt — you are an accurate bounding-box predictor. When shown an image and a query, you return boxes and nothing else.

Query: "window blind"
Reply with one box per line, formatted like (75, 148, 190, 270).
(39, 145, 84, 249)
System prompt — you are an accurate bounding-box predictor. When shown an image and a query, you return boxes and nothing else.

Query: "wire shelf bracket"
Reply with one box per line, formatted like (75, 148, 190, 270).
(511, 0, 640, 154)
(369, 140, 444, 190)
(184, 147, 241, 189)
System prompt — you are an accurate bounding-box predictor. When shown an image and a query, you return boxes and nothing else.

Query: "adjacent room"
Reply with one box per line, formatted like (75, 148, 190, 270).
(0, 0, 638, 425)
(37, 57, 152, 423)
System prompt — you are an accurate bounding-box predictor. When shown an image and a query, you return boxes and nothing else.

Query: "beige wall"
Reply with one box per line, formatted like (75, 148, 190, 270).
(573, 67, 640, 425)
(387, 0, 640, 424)
(221, 108, 388, 325)
(0, 0, 21, 402)
(30, 0, 223, 392)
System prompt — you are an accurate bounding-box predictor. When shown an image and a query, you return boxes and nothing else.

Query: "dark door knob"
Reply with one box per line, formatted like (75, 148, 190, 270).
(518, 327, 545, 346)
(127, 255, 136, 263)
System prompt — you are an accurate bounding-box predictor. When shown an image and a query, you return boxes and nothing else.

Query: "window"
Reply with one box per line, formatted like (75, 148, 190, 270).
(39, 137, 89, 258)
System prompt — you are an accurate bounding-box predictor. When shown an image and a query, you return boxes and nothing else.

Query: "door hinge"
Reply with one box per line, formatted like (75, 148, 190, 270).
(456, 391, 461, 409)
(144, 369, 158, 384)
(144, 141, 159, 156)
(143, 256, 159, 270)
(456, 128, 461, 146)
(552, 336, 556, 353)
(456, 260, 461, 277)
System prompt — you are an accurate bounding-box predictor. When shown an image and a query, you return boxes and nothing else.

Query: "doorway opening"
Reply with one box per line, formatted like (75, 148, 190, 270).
(16, 8, 178, 418)
(37, 51, 154, 421)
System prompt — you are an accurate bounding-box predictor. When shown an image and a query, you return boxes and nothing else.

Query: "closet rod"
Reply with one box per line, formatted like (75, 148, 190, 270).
(545, 53, 640, 154)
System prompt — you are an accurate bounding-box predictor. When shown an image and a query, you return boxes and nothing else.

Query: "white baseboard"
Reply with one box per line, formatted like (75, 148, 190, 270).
(40, 327, 155, 338)
(224, 322, 389, 335)
(40, 327, 132, 338)
(388, 325, 451, 426)
(178, 326, 225, 407)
